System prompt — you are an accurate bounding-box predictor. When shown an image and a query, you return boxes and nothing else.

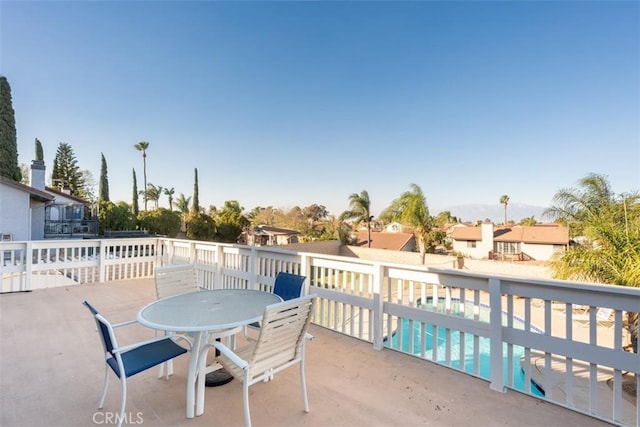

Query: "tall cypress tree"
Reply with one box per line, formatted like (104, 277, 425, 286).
(191, 167, 200, 214)
(132, 168, 139, 216)
(0, 76, 21, 181)
(99, 153, 109, 202)
(35, 138, 44, 161)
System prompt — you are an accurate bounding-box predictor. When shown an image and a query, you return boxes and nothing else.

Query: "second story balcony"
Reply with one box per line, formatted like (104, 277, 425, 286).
(1, 237, 638, 426)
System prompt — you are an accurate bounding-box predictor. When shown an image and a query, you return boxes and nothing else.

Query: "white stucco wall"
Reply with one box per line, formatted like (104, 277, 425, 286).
(30, 200, 46, 240)
(0, 185, 31, 241)
(521, 243, 564, 261)
(452, 240, 490, 259)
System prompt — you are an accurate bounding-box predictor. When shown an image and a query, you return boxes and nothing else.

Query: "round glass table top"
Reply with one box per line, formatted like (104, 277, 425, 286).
(137, 289, 282, 332)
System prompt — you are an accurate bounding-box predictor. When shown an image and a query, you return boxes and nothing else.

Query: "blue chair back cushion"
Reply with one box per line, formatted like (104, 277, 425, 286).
(83, 300, 188, 378)
(247, 272, 306, 329)
(83, 301, 117, 355)
(273, 272, 305, 301)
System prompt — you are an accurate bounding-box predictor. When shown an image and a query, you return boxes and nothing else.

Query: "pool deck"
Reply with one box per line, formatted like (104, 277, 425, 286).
(523, 301, 636, 426)
(0, 278, 612, 427)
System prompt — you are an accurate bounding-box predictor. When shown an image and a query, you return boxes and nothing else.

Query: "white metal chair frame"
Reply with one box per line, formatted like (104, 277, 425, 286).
(154, 264, 201, 378)
(83, 301, 191, 427)
(205, 294, 316, 427)
(154, 263, 200, 300)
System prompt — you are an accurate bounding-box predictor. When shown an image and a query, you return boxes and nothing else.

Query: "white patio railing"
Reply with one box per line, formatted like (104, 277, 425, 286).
(1, 237, 638, 426)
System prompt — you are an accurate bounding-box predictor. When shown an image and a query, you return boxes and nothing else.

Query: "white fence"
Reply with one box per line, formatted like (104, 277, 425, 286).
(1, 237, 638, 426)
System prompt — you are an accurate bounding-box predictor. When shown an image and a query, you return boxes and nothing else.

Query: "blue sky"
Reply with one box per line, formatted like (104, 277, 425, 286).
(2, 1, 638, 219)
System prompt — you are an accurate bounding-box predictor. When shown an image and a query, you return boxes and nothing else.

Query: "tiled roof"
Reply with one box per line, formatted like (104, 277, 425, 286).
(355, 230, 415, 251)
(449, 227, 482, 241)
(495, 225, 569, 244)
(254, 225, 300, 236)
(450, 223, 569, 244)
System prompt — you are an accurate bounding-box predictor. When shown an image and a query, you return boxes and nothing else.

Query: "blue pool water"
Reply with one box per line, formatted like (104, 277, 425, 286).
(385, 301, 545, 397)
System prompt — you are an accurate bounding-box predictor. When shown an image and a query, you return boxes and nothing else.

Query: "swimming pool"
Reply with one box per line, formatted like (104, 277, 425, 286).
(384, 299, 545, 397)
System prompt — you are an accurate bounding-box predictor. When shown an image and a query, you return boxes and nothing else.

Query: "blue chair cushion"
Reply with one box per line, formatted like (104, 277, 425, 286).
(107, 338, 188, 378)
(248, 273, 306, 330)
(273, 272, 305, 301)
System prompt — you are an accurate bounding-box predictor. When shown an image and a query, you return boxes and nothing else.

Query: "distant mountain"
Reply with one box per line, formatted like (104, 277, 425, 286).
(442, 203, 548, 224)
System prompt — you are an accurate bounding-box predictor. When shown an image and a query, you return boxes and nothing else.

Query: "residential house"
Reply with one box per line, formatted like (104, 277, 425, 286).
(354, 228, 416, 252)
(384, 222, 412, 233)
(238, 225, 300, 246)
(0, 175, 54, 240)
(450, 220, 569, 261)
(0, 159, 97, 240)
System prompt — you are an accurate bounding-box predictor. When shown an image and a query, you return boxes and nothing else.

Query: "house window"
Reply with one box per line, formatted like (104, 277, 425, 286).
(467, 241, 476, 248)
(495, 242, 520, 254)
(49, 206, 60, 221)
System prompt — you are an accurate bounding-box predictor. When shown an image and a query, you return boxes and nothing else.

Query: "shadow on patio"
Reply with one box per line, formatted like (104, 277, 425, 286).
(1, 279, 608, 427)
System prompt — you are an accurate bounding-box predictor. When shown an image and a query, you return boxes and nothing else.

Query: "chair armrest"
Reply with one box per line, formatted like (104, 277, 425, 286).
(211, 341, 249, 370)
(111, 319, 139, 329)
(113, 335, 191, 354)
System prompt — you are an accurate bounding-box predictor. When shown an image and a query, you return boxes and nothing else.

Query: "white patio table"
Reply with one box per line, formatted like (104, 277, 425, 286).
(137, 288, 282, 419)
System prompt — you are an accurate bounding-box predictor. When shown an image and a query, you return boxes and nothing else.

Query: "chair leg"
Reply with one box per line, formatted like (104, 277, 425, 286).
(98, 366, 109, 409)
(158, 331, 173, 379)
(118, 377, 127, 427)
(165, 359, 174, 379)
(243, 373, 252, 427)
(300, 359, 309, 413)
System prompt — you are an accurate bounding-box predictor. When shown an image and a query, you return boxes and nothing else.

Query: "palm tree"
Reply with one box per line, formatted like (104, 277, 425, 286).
(173, 193, 191, 214)
(380, 183, 433, 257)
(500, 195, 510, 225)
(164, 187, 175, 211)
(144, 183, 162, 209)
(544, 173, 639, 354)
(520, 216, 537, 226)
(340, 191, 372, 248)
(134, 141, 150, 210)
(433, 210, 458, 227)
(173, 192, 191, 234)
(543, 173, 615, 236)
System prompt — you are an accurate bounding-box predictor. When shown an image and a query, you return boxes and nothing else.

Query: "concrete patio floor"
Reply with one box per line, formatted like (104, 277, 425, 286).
(0, 279, 611, 427)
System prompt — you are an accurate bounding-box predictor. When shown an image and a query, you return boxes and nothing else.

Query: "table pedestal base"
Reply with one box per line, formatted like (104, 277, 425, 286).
(205, 369, 233, 387)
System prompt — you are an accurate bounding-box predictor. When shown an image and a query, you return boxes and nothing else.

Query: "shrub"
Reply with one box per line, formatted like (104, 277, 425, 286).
(185, 212, 216, 241)
(98, 201, 137, 235)
(137, 208, 181, 237)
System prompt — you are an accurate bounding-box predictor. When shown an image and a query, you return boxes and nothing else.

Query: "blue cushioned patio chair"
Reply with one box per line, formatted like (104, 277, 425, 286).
(273, 271, 306, 301)
(245, 272, 306, 335)
(83, 301, 190, 427)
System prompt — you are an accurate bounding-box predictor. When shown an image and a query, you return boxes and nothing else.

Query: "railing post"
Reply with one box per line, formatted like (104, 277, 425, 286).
(166, 239, 175, 265)
(214, 245, 222, 290)
(99, 239, 107, 283)
(189, 241, 197, 264)
(248, 246, 257, 290)
(372, 262, 385, 350)
(300, 253, 311, 295)
(488, 278, 506, 392)
(25, 241, 33, 291)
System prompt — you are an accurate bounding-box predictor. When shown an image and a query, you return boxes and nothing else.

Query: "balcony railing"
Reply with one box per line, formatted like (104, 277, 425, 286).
(44, 219, 99, 238)
(1, 237, 638, 426)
